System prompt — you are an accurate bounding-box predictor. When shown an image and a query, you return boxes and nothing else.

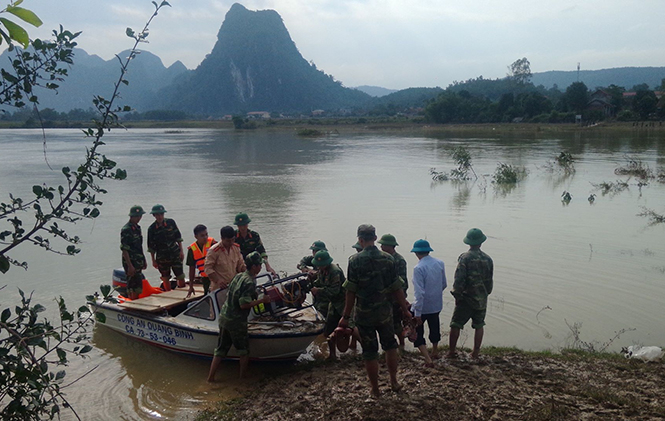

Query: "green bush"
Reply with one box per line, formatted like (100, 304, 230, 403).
(583, 109, 606, 122)
(232, 116, 258, 129)
(616, 110, 637, 121)
(529, 113, 549, 123)
(492, 163, 527, 184)
(449, 146, 476, 180)
(296, 128, 324, 137)
(554, 151, 575, 172)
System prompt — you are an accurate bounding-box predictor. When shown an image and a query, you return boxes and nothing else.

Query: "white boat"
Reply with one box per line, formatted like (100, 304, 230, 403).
(88, 273, 324, 361)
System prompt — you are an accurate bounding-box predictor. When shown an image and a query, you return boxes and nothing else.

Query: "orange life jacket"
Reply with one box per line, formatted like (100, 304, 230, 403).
(189, 237, 214, 277)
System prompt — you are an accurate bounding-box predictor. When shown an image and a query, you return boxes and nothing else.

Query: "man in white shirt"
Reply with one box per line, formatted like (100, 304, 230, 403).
(410, 239, 447, 365)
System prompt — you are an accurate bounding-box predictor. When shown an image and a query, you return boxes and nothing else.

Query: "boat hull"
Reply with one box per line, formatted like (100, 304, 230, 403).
(90, 301, 323, 361)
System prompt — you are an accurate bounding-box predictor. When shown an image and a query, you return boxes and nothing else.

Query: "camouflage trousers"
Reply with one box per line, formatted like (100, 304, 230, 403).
(315, 299, 330, 319)
(122, 263, 144, 295)
(214, 322, 249, 357)
(356, 321, 398, 361)
(156, 256, 185, 280)
(450, 302, 487, 330)
(324, 303, 343, 337)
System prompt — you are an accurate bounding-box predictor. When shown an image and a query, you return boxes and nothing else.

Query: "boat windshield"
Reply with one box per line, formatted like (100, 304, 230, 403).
(215, 289, 229, 311)
(183, 296, 215, 321)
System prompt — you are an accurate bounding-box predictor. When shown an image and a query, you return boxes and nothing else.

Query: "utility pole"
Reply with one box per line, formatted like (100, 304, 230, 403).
(577, 63, 581, 82)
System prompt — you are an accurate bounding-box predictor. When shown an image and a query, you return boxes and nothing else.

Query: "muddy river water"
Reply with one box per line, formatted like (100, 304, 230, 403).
(1, 128, 664, 419)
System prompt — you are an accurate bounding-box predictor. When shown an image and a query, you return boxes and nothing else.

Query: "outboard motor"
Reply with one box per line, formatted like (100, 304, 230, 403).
(253, 273, 313, 316)
(112, 268, 127, 296)
(279, 276, 312, 308)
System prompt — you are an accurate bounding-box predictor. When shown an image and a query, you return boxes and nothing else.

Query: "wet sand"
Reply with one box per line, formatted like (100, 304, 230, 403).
(197, 348, 665, 420)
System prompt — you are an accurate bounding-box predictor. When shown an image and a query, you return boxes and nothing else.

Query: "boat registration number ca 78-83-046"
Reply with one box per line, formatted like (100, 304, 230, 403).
(117, 313, 194, 346)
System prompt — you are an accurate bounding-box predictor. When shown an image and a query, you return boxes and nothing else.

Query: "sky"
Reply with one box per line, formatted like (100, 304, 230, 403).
(17, 0, 665, 90)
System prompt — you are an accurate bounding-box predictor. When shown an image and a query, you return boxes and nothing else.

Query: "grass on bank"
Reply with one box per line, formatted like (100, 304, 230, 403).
(2, 118, 665, 134)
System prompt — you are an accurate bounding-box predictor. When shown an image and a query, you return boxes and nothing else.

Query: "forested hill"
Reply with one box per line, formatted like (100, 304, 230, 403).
(532, 67, 665, 90)
(155, 3, 370, 115)
(354, 85, 398, 97)
(0, 48, 187, 112)
(369, 87, 443, 107)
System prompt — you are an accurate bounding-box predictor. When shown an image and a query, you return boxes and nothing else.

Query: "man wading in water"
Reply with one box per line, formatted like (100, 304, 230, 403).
(207, 252, 272, 381)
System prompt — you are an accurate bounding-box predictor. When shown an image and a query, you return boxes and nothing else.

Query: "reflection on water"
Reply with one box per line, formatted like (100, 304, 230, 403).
(451, 182, 471, 210)
(89, 325, 280, 420)
(1, 128, 665, 419)
(545, 171, 576, 192)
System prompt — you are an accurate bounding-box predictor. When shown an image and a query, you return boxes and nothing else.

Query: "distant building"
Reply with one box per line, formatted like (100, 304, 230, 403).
(247, 111, 270, 119)
(587, 89, 614, 116)
(622, 91, 663, 100)
(311, 109, 325, 117)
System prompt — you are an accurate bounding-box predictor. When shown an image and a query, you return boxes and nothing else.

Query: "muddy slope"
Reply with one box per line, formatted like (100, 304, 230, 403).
(199, 349, 665, 420)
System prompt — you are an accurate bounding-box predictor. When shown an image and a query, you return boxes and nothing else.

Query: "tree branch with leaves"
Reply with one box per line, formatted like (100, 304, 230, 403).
(1, 1, 171, 419)
(0, 0, 171, 274)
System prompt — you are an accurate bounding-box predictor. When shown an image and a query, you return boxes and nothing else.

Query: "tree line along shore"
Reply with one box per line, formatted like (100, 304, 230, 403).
(1, 119, 664, 135)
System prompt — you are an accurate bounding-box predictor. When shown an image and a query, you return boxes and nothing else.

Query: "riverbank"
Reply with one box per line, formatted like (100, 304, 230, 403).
(2, 119, 664, 136)
(197, 347, 665, 420)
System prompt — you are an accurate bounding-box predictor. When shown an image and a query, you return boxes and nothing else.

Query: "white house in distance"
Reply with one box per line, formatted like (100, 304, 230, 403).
(247, 111, 271, 119)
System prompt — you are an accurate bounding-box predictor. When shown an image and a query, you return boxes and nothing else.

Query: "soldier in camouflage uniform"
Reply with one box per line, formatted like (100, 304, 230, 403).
(378, 233, 409, 351)
(147, 204, 184, 292)
(310, 250, 346, 360)
(339, 224, 411, 397)
(207, 252, 271, 382)
(448, 228, 494, 359)
(120, 205, 148, 300)
(233, 212, 277, 276)
(347, 241, 363, 352)
(297, 240, 327, 273)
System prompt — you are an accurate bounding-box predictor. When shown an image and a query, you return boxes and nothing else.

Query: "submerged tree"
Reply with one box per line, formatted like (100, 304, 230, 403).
(614, 156, 654, 180)
(638, 207, 665, 225)
(545, 151, 575, 174)
(492, 163, 527, 184)
(450, 146, 477, 179)
(430, 146, 478, 181)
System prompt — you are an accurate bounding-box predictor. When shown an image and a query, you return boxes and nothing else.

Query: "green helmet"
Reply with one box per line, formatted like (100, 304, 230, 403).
(312, 250, 333, 267)
(411, 239, 433, 253)
(244, 251, 263, 267)
(234, 212, 251, 226)
(356, 224, 376, 240)
(377, 234, 398, 247)
(150, 204, 167, 214)
(309, 240, 327, 252)
(128, 205, 145, 217)
(463, 228, 487, 246)
(352, 242, 363, 250)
